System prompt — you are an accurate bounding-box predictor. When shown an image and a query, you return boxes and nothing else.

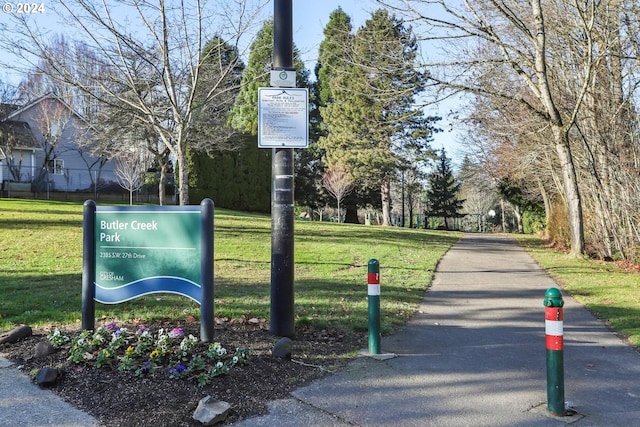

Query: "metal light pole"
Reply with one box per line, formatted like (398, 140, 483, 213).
(270, 0, 295, 338)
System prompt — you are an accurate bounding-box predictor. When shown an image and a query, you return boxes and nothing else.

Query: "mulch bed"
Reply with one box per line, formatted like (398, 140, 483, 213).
(1, 320, 364, 426)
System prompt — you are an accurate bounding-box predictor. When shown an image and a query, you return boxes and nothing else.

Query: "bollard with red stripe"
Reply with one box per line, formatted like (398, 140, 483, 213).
(544, 288, 565, 416)
(367, 259, 381, 354)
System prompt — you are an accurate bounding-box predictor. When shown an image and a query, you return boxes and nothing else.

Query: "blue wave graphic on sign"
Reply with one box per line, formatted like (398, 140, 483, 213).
(95, 277, 202, 305)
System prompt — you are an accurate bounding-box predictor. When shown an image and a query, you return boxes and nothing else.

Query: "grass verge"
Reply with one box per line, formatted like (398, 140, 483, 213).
(516, 234, 640, 347)
(0, 199, 461, 335)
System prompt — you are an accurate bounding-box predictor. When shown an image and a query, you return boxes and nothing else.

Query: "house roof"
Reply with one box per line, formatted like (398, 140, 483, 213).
(0, 120, 40, 150)
(6, 93, 88, 124)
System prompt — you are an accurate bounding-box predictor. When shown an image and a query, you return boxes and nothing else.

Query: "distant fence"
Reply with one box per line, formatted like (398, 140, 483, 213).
(1, 166, 177, 204)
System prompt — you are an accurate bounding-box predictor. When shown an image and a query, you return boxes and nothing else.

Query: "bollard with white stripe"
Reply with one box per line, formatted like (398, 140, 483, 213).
(367, 259, 381, 354)
(544, 287, 565, 416)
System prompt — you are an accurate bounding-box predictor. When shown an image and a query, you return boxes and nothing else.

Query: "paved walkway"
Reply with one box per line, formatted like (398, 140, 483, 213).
(234, 234, 640, 427)
(2, 234, 640, 426)
(0, 356, 99, 427)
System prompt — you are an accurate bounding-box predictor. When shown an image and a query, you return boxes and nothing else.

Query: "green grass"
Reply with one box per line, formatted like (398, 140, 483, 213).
(516, 235, 640, 346)
(0, 199, 461, 336)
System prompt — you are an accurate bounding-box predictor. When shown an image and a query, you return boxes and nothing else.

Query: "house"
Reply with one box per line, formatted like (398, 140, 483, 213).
(0, 119, 40, 189)
(0, 94, 117, 193)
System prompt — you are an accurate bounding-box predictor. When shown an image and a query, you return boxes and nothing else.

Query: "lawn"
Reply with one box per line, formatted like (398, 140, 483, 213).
(517, 235, 640, 347)
(0, 199, 461, 335)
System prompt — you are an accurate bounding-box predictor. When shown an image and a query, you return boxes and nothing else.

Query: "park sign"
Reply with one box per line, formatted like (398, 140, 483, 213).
(81, 199, 214, 341)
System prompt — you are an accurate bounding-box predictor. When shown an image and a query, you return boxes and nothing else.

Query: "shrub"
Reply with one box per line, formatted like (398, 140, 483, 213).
(546, 202, 570, 248)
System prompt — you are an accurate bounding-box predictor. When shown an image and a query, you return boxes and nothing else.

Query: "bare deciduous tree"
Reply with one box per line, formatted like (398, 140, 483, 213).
(29, 96, 76, 191)
(0, 0, 268, 205)
(377, 0, 640, 257)
(323, 166, 354, 223)
(114, 152, 147, 205)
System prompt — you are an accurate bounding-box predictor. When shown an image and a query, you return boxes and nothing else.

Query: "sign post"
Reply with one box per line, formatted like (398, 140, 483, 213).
(267, 0, 296, 338)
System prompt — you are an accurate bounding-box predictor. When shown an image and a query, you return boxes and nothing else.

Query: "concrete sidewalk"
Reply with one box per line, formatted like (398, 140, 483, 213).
(234, 234, 640, 427)
(0, 356, 99, 427)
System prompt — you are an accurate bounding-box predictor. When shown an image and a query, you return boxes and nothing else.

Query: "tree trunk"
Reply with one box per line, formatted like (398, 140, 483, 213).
(513, 204, 523, 233)
(408, 203, 414, 228)
(344, 207, 359, 224)
(158, 163, 167, 206)
(537, 178, 551, 232)
(177, 147, 189, 206)
(554, 127, 585, 257)
(531, 0, 584, 256)
(381, 179, 391, 226)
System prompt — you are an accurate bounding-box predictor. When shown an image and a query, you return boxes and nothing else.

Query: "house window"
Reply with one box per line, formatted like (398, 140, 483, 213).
(48, 159, 64, 175)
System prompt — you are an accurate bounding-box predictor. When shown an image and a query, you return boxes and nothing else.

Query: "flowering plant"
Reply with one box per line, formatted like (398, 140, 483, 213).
(168, 364, 187, 379)
(47, 328, 69, 348)
(168, 327, 184, 338)
(50, 322, 250, 387)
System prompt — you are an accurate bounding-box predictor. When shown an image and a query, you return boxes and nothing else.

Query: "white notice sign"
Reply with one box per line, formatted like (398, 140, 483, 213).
(258, 88, 309, 148)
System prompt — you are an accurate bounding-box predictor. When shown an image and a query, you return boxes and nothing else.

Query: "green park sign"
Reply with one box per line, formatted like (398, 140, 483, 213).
(81, 199, 214, 341)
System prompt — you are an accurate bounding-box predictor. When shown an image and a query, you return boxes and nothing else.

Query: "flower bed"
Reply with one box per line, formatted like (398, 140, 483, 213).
(48, 322, 249, 387)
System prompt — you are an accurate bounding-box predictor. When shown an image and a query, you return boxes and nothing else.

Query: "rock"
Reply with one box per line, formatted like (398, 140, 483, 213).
(0, 325, 32, 344)
(35, 367, 63, 388)
(272, 337, 293, 359)
(192, 396, 231, 425)
(33, 341, 55, 358)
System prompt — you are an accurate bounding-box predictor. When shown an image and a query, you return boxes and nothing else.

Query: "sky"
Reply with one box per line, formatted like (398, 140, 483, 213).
(0, 0, 465, 164)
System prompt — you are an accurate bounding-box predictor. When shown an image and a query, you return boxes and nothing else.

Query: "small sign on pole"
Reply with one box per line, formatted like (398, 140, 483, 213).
(270, 68, 296, 87)
(258, 87, 309, 148)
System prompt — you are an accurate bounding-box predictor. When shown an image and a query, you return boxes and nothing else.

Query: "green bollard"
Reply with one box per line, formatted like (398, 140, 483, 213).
(544, 288, 565, 416)
(367, 259, 381, 354)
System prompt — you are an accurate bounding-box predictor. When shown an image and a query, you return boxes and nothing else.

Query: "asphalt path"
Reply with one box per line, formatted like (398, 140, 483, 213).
(234, 234, 640, 427)
(2, 233, 640, 427)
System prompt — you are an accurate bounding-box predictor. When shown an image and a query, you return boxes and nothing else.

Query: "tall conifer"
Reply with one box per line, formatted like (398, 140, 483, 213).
(426, 149, 464, 230)
(318, 9, 437, 225)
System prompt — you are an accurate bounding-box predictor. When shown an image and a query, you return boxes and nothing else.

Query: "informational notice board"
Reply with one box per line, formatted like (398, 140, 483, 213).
(257, 87, 309, 148)
(81, 199, 214, 341)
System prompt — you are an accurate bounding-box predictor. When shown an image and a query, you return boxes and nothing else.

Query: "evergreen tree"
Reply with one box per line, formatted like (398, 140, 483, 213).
(229, 21, 273, 135)
(426, 149, 465, 230)
(186, 36, 246, 205)
(318, 9, 437, 225)
(316, 8, 353, 109)
(189, 36, 244, 156)
(229, 19, 324, 212)
(314, 8, 359, 220)
(230, 20, 309, 135)
(188, 135, 271, 212)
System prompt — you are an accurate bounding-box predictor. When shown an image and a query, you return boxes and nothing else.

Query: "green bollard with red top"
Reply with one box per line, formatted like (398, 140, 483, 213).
(544, 287, 565, 416)
(367, 259, 381, 354)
